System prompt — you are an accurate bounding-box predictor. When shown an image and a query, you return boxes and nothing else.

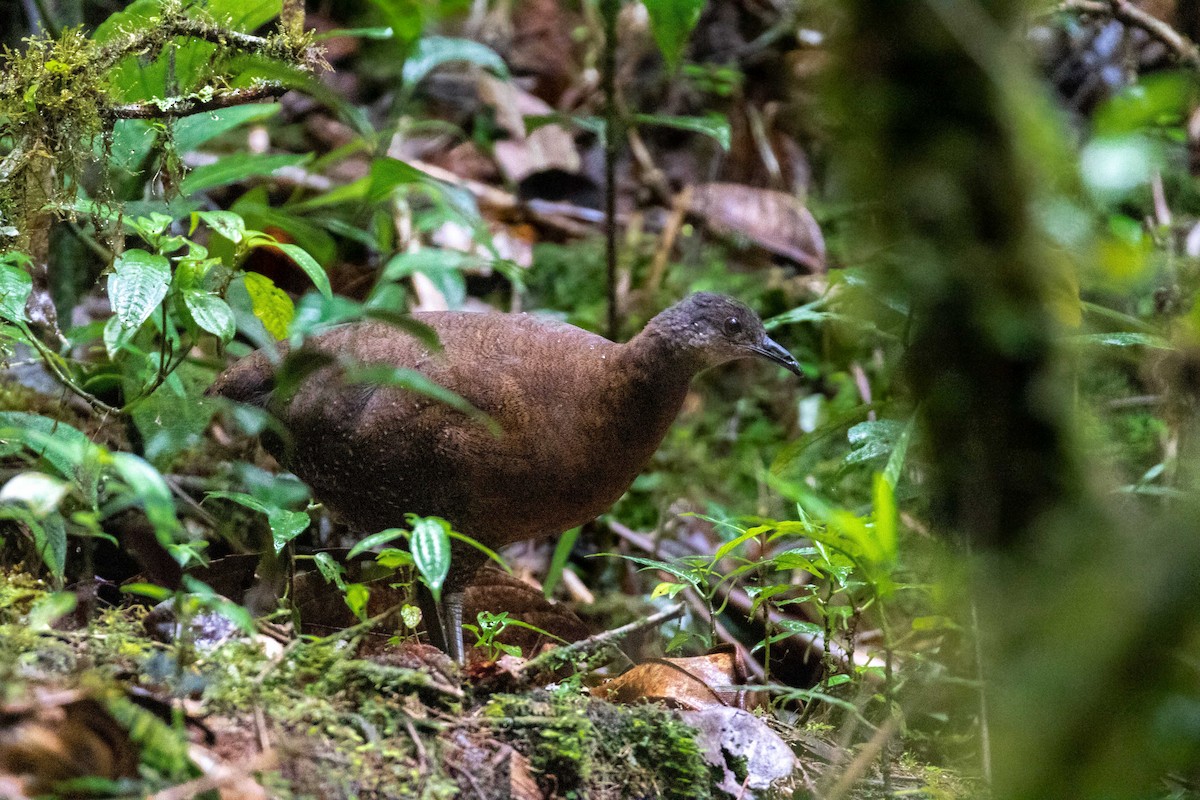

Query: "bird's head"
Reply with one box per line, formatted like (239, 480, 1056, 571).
(647, 292, 802, 376)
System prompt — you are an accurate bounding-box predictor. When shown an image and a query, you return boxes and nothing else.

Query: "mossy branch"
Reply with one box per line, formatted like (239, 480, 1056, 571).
(106, 82, 290, 120)
(94, 16, 310, 73)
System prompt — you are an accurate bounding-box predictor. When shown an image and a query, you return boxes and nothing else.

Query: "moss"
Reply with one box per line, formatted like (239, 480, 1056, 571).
(483, 689, 717, 800)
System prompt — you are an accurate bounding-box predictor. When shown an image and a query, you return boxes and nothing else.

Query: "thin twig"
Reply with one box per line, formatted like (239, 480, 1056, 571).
(601, 0, 620, 341)
(515, 602, 686, 681)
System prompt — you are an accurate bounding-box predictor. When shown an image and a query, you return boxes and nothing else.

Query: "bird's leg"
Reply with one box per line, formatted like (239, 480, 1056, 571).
(438, 591, 466, 665)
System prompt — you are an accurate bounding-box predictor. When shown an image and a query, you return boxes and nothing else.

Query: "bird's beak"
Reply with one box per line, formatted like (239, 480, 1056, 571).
(751, 336, 803, 376)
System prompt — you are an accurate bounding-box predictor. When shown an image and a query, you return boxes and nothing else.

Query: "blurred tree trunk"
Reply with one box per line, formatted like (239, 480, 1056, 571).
(830, 1, 1200, 797)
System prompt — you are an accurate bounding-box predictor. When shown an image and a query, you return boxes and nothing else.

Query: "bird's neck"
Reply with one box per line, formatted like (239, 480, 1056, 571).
(607, 327, 701, 448)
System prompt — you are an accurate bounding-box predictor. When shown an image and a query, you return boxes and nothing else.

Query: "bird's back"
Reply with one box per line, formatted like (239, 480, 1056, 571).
(210, 312, 689, 543)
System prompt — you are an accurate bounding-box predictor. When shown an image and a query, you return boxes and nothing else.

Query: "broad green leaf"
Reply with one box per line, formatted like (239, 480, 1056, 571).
(0, 472, 69, 516)
(175, 104, 280, 152)
(377, 548, 415, 569)
(401, 604, 422, 629)
(367, 0, 425, 54)
(183, 291, 236, 342)
(231, 190, 337, 266)
(27, 591, 78, 629)
(402, 36, 508, 93)
(408, 515, 451, 602)
(345, 582, 370, 621)
(194, 210, 246, 244)
(845, 419, 906, 467)
(348, 528, 408, 559)
(0, 414, 100, 503)
(634, 113, 731, 150)
(180, 153, 309, 196)
(313, 551, 347, 589)
(380, 250, 469, 309)
(368, 157, 429, 202)
(130, 366, 217, 467)
(243, 272, 294, 340)
(268, 507, 311, 553)
(35, 513, 67, 579)
(273, 243, 333, 299)
(111, 452, 180, 546)
(110, 249, 170, 330)
(641, 0, 706, 69)
(205, 490, 309, 553)
(0, 262, 32, 322)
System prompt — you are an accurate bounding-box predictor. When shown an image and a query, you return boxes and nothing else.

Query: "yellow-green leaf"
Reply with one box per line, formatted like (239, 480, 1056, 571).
(243, 271, 294, 340)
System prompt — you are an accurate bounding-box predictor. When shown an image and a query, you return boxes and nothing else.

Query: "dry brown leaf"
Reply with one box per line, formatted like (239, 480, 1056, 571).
(687, 182, 826, 272)
(591, 647, 765, 711)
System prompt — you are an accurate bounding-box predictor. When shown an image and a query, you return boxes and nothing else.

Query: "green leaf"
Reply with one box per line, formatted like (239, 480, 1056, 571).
(242, 272, 294, 339)
(183, 291, 236, 343)
(205, 490, 309, 553)
(641, 0, 706, 69)
(0, 472, 69, 516)
(347, 528, 408, 559)
(111, 453, 180, 547)
(0, 413, 101, 505)
(345, 583, 370, 621)
(0, 261, 32, 322)
(872, 472, 898, 566)
(313, 551, 347, 590)
(180, 153, 309, 196)
(27, 591, 77, 630)
(845, 420, 906, 467)
(380, 250, 469, 309)
(408, 515, 451, 603)
(1067, 332, 1172, 349)
(195, 210, 247, 244)
(121, 582, 173, 601)
(713, 526, 760, 562)
(402, 36, 508, 93)
(273, 243, 332, 300)
(882, 416, 915, 489)
(35, 512, 67, 578)
(634, 113, 731, 150)
(175, 104, 280, 152)
(543, 527, 579, 599)
(110, 249, 171, 330)
(368, 157, 429, 202)
(377, 548, 414, 569)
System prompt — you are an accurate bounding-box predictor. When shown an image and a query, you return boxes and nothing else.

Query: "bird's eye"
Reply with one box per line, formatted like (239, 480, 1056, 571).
(723, 316, 743, 336)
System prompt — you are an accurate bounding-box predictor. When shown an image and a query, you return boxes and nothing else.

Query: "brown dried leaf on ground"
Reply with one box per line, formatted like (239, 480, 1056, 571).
(590, 646, 764, 711)
(687, 182, 826, 272)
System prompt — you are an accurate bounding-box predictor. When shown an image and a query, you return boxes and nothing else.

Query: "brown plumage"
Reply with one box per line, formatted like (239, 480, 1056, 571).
(208, 292, 801, 661)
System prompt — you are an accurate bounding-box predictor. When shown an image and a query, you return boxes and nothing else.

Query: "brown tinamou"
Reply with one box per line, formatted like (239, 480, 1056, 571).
(208, 293, 800, 661)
